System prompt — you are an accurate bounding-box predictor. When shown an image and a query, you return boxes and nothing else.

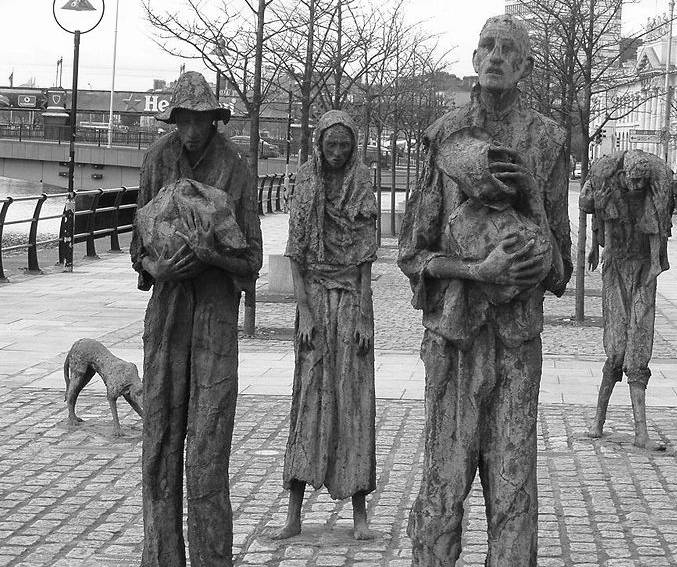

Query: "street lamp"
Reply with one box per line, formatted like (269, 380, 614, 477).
(106, 0, 119, 149)
(53, 0, 105, 272)
(663, 0, 675, 163)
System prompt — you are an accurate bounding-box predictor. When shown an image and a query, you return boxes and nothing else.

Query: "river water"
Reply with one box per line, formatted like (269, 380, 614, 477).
(1, 177, 66, 243)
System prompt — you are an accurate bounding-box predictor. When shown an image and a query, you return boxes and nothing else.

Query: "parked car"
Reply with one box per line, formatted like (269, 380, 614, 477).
(229, 135, 280, 159)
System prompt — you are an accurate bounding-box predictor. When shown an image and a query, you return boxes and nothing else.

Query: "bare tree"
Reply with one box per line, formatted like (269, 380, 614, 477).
(268, 0, 345, 163)
(142, 0, 286, 180)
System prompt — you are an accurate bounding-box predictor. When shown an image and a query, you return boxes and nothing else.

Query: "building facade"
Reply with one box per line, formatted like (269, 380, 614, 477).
(590, 36, 676, 169)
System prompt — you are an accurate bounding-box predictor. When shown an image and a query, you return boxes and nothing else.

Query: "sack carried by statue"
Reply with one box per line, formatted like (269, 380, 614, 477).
(136, 178, 247, 259)
(439, 127, 551, 304)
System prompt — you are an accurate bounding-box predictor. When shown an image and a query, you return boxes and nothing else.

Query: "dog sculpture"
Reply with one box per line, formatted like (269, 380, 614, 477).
(64, 338, 143, 436)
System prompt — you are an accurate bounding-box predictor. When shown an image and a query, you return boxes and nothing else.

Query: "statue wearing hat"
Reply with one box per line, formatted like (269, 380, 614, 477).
(130, 71, 262, 567)
(398, 15, 572, 566)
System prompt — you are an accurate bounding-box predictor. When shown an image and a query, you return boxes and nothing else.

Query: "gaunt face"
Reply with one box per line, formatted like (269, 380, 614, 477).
(472, 24, 532, 94)
(625, 174, 651, 194)
(321, 125, 354, 171)
(174, 109, 214, 154)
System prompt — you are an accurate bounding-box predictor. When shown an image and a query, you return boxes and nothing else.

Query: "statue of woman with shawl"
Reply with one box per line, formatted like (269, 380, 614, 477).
(275, 110, 378, 540)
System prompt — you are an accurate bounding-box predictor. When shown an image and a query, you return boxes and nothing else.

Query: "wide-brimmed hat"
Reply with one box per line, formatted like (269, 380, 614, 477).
(155, 71, 231, 124)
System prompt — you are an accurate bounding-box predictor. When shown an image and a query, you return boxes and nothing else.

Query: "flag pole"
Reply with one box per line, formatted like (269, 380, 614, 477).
(107, 0, 120, 148)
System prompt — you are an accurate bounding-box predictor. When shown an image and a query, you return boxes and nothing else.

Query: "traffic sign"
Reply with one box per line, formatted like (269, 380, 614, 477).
(629, 129, 661, 143)
(630, 133, 661, 143)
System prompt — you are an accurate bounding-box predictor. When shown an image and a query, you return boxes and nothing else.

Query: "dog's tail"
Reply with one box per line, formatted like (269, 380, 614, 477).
(63, 353, 70, 401)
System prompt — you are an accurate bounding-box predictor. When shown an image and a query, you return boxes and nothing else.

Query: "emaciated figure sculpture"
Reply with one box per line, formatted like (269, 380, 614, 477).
(581, 149, 673, 450)
(130, 72, 262, 567)
(398, 15, 572, 566)
(275, 110, 378, 540)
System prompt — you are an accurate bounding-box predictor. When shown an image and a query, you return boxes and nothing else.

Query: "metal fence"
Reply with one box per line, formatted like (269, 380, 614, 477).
(0, 172, 293, 282)
(0, 124, 159, 150)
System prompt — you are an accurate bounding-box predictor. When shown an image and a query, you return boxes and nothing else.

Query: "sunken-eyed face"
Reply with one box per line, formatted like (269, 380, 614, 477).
(174, 109, 215, 154)
(472, 22, 533, 94)
(321, 124, 354, 171)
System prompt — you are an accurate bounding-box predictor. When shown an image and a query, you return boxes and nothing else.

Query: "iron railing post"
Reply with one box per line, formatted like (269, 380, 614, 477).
(0, 198, 13, 282)
(85, 188, 104, 258)
(109, 187, 126, 251)
(266, 176, 275, 214)
(27, 194, 48, 273)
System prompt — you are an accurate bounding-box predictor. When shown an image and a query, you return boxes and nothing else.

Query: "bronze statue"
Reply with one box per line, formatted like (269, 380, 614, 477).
(275, 110, 377, 541)
(64, 338, 143, 437)
(581, 149, 673, 450)
(130, 72, 263, 567)
(398, 15, 572, 566)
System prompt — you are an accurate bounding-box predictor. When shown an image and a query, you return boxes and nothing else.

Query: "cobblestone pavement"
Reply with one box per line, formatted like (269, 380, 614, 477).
(247, 240, 677, 359)
(2, 188, 677, 566)
(2, 388, 677, 567)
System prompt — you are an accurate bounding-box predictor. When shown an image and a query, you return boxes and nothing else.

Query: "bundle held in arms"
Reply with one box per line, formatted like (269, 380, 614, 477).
(438, 126, 552, 304)
(136, 178, 247, 260)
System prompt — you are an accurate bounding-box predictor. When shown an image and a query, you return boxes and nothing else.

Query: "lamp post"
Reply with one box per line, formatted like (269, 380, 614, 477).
(663, 0, 675, 163)
(106, 0, 119, 148)
(53, 0, 105, 272)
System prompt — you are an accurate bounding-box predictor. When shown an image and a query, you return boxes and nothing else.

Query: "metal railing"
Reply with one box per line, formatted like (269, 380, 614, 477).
(258, 173, 293, 215)
(0, 123, 159, 150)
(0, 172, 294, 282)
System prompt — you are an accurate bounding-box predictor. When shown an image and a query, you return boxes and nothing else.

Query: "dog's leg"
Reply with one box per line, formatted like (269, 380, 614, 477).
(109, 397, 123, 437)
(123, 392, 144, 419)
(66, 367, 95, 425)
(66, 371, 86, 425)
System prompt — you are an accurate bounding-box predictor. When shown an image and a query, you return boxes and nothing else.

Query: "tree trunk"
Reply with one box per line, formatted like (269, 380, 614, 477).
(243, 0, 267, 337)
(333, 1, 342, 110)
(299, 0, 315, 164)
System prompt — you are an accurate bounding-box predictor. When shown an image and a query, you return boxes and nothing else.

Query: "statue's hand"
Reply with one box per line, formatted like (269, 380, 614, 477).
(587, 247, 599, 271)
(144, 244, 204, 281)
(477, 233, 546, 287)
(177, 210, 216, 263)
(642, 262, 663, 287)
(353, 315, 373, 356)
(488, 145, 537, 195)
(596, 182, 614, 208)
(297, 308, 315, 349)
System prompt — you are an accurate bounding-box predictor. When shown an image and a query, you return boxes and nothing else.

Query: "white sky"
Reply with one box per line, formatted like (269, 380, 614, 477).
(0, 0, 667, 92)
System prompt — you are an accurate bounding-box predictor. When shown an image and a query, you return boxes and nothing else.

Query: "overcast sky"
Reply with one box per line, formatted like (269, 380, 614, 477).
(1, 0, 667, 92)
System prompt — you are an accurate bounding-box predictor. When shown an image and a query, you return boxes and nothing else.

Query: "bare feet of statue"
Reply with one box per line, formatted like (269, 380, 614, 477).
(274, 480, 305, 539)
(588, 421, 604, 438)
(352, 492, 374, 540)
(353, 517, 375, 540)
(634, 433, 666, 452)
(273, 521, 302, 540)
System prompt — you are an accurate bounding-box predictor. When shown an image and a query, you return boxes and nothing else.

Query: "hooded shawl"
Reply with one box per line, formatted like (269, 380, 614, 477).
(285, 110, 378, 269)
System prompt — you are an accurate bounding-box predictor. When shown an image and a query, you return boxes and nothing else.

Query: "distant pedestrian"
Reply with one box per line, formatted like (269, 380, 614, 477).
(275, 110, 378, 541)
